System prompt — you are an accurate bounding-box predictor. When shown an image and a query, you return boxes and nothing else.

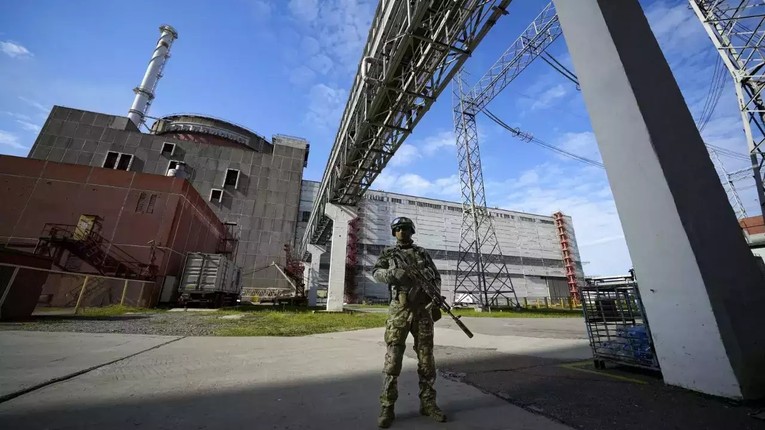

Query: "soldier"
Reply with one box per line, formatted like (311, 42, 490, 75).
(372, 216, 446, 428)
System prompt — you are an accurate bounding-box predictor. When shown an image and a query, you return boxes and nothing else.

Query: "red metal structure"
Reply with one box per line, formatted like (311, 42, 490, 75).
(553, 211, 579, 301)
(35, 219, 157, 280)
(283, 243, 305, 298)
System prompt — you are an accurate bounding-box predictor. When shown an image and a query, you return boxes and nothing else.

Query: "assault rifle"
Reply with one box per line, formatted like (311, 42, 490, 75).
(389, 251, 474, 338)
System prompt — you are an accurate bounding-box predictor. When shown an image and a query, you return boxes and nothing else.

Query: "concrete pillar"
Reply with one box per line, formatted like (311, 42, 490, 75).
(553, 0, 765, 399)
(324, 203, 358, 312)
(305, 244, 325, 307)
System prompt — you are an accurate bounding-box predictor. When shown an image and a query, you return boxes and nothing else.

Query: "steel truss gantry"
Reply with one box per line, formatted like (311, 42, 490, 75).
(691, 0, 765, 220)
(299, 0, 513, 258)
(452, 3, 560, 309)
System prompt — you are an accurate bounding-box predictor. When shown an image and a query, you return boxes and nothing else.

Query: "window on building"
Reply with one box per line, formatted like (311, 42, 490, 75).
(301, 211, 311, 222)
(136, 192, 147, 213)
(147, 194, 157, 214)
(539, 219, 554, 225)
(103, 151, 133, 171)
(103, 152, 119, 169)
(161, 142, 176, 156)
(519, 216, 535, 222)
(135, 192, 158, 213)
(210, 188, 223, 203)
(391, 198, 402, 204)
(166, 160, 184, 175)
(224, 169, 240, 189)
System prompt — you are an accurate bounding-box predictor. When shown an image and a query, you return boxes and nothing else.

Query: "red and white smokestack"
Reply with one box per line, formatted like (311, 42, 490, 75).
(127, 24, 178, 129)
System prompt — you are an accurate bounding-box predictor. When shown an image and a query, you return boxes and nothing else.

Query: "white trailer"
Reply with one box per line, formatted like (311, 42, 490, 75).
(178, 253, 242, 308)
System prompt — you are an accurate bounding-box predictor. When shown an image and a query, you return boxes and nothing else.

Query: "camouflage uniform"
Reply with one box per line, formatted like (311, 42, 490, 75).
(373, 217, 445, 427)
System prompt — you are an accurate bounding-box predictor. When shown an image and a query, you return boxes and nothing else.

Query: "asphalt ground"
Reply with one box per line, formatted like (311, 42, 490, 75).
(1, 313, 763, 429)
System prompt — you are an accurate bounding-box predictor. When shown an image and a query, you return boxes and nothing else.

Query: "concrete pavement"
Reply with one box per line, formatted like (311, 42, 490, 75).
(0, 325, 577, 430)
(0, 331, 181, 400)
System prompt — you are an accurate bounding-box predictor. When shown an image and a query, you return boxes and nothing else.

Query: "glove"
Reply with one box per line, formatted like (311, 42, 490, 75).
(388, 268, 411, 285)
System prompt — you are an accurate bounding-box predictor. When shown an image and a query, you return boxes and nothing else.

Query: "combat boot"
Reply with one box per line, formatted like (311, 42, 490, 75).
(419, 402, 446, 422)
(378, 405, 395, 428)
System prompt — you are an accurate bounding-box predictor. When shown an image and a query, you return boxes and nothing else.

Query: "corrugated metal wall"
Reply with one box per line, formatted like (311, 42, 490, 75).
(298, 181, 586, 302)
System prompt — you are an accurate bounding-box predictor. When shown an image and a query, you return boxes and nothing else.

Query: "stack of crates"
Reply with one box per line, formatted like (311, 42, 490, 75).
(580, 274, 660, 371)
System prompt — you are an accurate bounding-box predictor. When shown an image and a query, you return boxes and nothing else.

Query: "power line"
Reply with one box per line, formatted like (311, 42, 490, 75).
(483, 109, 604, 168)
(540, 52, 580, 88)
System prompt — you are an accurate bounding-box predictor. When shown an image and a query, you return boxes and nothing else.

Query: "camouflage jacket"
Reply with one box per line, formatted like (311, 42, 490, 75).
(372, 243, 441, 292)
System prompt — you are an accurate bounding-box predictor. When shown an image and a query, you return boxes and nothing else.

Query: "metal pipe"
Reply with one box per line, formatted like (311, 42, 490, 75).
(127, 25, 178, 128)
(74, 276, 90, 314)
(120, 279, 129, 306)
(0, 267, 20, 320)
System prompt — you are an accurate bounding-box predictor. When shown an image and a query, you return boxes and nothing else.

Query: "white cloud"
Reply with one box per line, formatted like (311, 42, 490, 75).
(308, 54, 334, 75)
(421, 130, 455, 156)
(2, 111, 32, 121)
(0, 41, 32, 58)
(286, 0, 374, 75)
(386, 130, 456, 168)
(304, 83, 347, 129)
(645, 1, 706, 61)
(18, 96, 49, 114)
(289, 65, 316, 85)
(0, 130, 27, 149)
(530, 84, 568, 111)
(251, 1, 272, 19)
(555, 131, 602, 163)
(371, 171, 461, 201)
(491, 162, 631, 276)
(388, 143, 420, 167)
(15, 119, 41, 133)
(288, 0, 319, 22)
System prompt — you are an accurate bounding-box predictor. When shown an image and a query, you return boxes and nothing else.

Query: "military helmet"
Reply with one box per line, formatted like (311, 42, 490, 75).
(391, 217, 415, 236)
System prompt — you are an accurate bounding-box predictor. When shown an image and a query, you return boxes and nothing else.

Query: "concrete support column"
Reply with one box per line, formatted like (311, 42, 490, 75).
(305, 244, 325, 307)
(554, 0, 765, 399)
(324, 203, 358, 312)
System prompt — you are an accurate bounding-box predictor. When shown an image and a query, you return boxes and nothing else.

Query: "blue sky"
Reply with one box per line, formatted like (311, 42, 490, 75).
(0, 0, 756, 276)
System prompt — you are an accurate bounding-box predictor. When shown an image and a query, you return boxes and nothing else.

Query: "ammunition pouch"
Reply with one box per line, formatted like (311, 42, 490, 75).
(430, 305, 442, 322)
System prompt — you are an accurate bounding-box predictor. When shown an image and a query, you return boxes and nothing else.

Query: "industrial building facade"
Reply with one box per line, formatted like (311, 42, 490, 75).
(25, 106, 309, 291)
(0, 155, 229, 307)
(296, 180, 585, 303)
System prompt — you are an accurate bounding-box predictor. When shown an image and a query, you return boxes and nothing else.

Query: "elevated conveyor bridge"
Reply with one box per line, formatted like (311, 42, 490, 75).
(299, 0, 513, 258)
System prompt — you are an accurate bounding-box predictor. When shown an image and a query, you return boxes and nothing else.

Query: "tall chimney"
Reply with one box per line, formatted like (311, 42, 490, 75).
(127, 24, 178, 129)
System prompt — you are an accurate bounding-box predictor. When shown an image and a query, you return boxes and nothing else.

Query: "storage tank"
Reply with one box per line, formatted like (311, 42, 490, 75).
(178, 253, 242, 307)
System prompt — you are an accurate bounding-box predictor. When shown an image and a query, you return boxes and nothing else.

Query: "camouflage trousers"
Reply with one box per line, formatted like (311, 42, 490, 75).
(380, 294, 436, 407)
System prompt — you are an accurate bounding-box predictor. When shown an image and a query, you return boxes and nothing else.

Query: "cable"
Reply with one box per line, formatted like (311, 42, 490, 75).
(483, 109, 604, 168)
(540, 52, 580, 88)
(697, 57, 726, 132)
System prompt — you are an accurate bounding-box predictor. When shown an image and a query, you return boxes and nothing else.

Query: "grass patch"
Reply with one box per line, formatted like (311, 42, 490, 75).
(452, 307, 582, 318)
(214, 309, 388, 336)
(79, 305, 158, 317)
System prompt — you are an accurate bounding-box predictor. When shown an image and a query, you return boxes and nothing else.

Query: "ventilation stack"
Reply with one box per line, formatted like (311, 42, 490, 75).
(127, 24, 178, 129)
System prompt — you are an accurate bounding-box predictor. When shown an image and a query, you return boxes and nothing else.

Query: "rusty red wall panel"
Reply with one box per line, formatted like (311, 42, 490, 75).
(740, 216, 765, 235)
(0, 175, 38, 240)
(42, 161, 91, 182)
(88, 168, 134, 188)
(0, 157, 44, 177)
(0, 155, 227, 279)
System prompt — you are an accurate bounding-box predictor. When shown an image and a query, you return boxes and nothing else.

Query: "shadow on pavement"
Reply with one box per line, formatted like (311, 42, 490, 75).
(0, 331, 763, 430)
(426, 345, 765, 430)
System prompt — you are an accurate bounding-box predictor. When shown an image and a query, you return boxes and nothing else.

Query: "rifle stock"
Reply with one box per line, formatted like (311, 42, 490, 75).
(390, 252, 474, 339)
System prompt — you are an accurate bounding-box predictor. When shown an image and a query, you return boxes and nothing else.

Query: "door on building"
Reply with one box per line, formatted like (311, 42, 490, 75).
(73, 215, 100, 240)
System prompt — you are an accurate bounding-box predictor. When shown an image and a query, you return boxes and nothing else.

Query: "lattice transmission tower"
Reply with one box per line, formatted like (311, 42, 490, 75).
(691, 0, 765, 220)
(451, 3, 561, 310)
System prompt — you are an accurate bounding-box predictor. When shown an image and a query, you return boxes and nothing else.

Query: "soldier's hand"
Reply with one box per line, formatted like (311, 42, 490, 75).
(390, 268, 411, 285)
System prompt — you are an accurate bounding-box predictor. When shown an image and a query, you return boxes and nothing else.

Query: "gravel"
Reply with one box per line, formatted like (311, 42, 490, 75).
(0, 311, 230, 336)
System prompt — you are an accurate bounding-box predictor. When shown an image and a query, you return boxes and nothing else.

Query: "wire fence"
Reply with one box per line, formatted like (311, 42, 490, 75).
(0, 263, 158, 318)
